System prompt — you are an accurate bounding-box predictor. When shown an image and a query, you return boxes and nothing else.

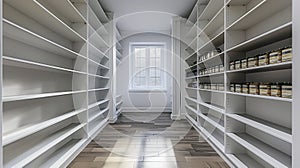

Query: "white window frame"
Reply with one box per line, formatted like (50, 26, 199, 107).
(129, 42, 167, 92)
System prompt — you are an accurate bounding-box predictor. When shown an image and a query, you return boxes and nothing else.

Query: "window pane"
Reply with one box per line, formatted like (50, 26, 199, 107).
(149, 69, 156, 77)
(135, 57, 146, 68)
(155, 77, 161, 86)
(134, 77, 146, 86)
(150, 57, 161, 67)
(150, 47, 156, 58)
(149, 77, 156, 86)
(132, 45, 164, 89)
(135, 69, 146, 77)
(135, 48, 146, 58)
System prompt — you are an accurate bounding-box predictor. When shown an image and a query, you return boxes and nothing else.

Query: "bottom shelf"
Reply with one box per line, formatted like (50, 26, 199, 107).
(38, 139, 87, 168)
(88, 118, 109, 137)
(226, 154, 265, 168)
(116, 108, 122, 116)
(227, 133, 291, 168)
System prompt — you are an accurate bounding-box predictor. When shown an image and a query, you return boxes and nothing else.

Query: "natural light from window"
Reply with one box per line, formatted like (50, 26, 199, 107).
(130, 43, 166, 91)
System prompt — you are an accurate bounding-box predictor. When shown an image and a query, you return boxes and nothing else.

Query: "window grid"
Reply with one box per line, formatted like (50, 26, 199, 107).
(131, 45, 164, 89)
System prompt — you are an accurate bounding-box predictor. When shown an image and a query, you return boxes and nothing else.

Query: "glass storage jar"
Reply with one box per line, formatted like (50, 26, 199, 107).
(281, 82, 292, 98)
(249, 83, 259, 95)
(219, 65, 224, 72)
(258, 53, 269, 66)
(230, 84, 235, 92)
(269, 50, 282, 64)
(259, 83, 271, 96)
(248, 56, 258, 67)
(271, 83, 281, 97)
(215, 65, 219, 73)
(235, 84, 242, 93)
(235, 60, 241, 70)
(241, 59, 247, 69)
(242, 83, 249, 94)
(281, 47, 292, 62)
(218, 83, 224, 91)
(230, 61, 235, 70)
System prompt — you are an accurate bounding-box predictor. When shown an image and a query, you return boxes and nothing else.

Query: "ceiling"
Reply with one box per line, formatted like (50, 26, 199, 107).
(99, 0, 197, 35)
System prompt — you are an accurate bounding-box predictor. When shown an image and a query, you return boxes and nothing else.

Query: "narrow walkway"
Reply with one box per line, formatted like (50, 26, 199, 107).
(69, 113, 229, 168)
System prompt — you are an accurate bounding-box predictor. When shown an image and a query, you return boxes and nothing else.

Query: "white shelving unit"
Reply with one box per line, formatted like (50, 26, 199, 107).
(182, 0, 293, 167)
(1, 0, 112, 167)
(110, 24, 123, 122)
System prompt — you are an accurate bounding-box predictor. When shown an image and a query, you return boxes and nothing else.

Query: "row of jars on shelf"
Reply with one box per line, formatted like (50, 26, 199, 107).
(229, 47, 292, 70)
(198, 48, 222, 62)
(199, 64, 224, 75)
(187, 82, 292, 99)
(187, 82, 225, 91)
(230, 82, 292, 99)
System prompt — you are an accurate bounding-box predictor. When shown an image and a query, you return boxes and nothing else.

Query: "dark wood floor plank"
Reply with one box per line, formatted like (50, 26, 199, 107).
(68, 112, 229, 168)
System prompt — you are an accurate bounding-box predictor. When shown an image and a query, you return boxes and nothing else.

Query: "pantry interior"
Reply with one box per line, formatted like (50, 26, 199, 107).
(0, 0, 299, 167)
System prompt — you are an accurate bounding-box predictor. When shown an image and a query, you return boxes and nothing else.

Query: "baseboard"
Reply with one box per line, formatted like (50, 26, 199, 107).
(122, 107, 172, 113)
(171, 114, 180, 120)
(109, 117, 118, 123)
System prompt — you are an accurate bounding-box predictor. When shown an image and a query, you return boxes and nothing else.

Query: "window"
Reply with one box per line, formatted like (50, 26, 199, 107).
(130, 43, 166, 91)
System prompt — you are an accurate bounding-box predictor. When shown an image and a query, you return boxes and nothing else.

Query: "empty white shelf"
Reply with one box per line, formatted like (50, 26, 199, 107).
(4, 123, 85, 168)
(3, 19, 85, 59)
(3, 90, 86, 102)
(185, 96, 198, 104)
(227, 133, 291, 168)
(227, 0, 291, 30)
(197, 101, 225, 114)
(198, 113, 225, 132)
(88, 58, 109, 70)
(3, 56, 87, 75)
(198, 0, 223, 21)
(3, 108, 86, 146)
(226, 154, 264, 168)
(5, 0, 86, 42)
(88, 118, 109, 136)
(116, 100, 123, 107)
(88, 88, 109, 92)
(185, 105, 197, 115)
(227, 114, 292, 143)
(227, 22, 292, 52)
(88, 6, 108, 34)
(38, 139, 87, 168)
(88, 99, 110, 109)
(88, 73, 110, 79)
(88, 107, 109, 122)
(88, 0, 109, 23)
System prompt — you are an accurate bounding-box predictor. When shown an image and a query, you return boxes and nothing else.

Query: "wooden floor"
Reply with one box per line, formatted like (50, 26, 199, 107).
(68, 112, 229, 168)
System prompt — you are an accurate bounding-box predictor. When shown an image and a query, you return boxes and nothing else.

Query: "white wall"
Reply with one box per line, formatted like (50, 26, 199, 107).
(117, 32, 172, 112)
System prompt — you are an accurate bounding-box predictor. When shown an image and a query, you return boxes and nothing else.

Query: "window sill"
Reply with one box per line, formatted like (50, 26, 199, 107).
(129, 89, 167, 93)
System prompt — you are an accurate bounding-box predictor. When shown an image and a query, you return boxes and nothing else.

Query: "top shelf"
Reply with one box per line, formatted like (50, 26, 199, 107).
(227, 0, 291, 30)
(89, 0, 109, 23)
(3, 19, 85, 59)
(198, 0, 223, 21)
(4, 0, 86, 42)
(227, 22, 292, 52)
